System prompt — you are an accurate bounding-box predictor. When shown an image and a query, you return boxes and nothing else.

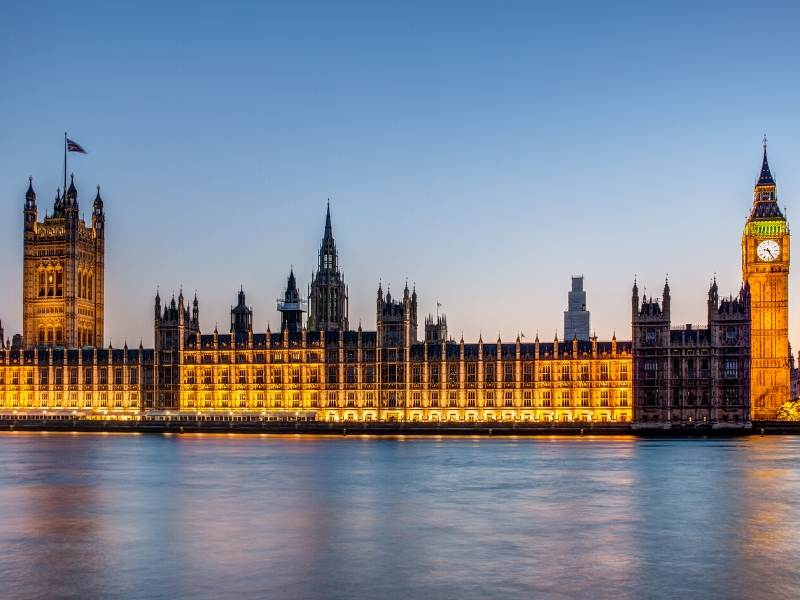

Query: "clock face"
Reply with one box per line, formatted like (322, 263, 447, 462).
(757, 239, 780, 262)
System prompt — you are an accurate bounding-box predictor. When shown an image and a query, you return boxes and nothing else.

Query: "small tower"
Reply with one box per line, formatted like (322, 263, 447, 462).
(192, 293, 199, 328)
(278, 269, 306, 334)
(424, 313, 448, 343)
(154, 289, 199, 351)
(707, 277, 719, 323)
(231, 287, 253, 334)
(24, 177, 37, 233)
(377, 281, 418, 347)
(631, 281, 671, 423)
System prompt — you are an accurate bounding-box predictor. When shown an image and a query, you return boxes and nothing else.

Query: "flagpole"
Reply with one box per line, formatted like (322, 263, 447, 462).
(63, 131, 67, 195)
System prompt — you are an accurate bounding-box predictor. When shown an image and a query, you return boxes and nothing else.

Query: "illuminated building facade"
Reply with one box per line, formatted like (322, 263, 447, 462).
(0, 202, 631, 422)
(742, 143, 791, 418)
(23, 175, 105, 349)
(0, 298, 632, 423)
(0, 143, 791, 424)
(0, 345, 152, 416)
(146, 274, 632, 422)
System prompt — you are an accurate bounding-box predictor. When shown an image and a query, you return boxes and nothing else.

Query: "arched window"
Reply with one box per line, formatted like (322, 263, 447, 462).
(88, 273, 93, 300)
(55, 270, 63, 297)
(39, 271, 46, 297)
(38, 327, 45, 344)
(47, 270, 54, 296)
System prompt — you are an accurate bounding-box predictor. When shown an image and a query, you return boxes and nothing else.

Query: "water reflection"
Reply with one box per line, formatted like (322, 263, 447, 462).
(0, 433, 799, 599)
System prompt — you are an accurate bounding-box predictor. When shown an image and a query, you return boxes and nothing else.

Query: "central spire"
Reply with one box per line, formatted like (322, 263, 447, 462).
(324, 198, 332, 239)
(308, 201, 348, 332)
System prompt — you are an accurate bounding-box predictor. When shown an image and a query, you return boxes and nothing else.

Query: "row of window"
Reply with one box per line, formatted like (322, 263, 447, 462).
(642, 358, 740, 379)
(177, 389, 630, 409)
(37, 326, 64, 344)
(1, 366, 146, 386)
(179, 363, 629, 385)
(185, 352, 323, 364)
(1, 390, 140, 408)
(641, 388, 743, 407)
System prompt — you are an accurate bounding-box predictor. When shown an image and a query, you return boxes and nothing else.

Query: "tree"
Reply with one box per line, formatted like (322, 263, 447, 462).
(776, 401, 800, 421)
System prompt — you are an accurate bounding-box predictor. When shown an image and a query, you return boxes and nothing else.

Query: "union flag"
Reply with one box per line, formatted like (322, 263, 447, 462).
(66, 138, 87, 154)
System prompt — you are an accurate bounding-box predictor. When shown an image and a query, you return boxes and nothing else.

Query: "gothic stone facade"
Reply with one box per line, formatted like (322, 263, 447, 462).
(23, 175, 105, 349)
(4, 145, 793, 424)
(632, 280, 751, 426)
(0, 202, 631, 422)
(150, 282, 632, 422)
(0, 292, 632, 424)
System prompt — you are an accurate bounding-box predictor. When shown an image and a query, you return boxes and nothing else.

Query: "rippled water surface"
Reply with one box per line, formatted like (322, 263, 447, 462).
(1, 433, 800, 599)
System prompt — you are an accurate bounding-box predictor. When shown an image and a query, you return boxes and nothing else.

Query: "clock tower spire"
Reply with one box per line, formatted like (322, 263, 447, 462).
(742, 138, 790, 419)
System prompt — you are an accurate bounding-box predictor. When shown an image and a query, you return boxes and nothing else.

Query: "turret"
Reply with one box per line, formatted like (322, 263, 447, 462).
(192, 293, 199, 326)
(24, 177, 37, 232)
(376, 281, 418, 347)
(277, 268, 305, 334)
(155, 287, 199, 351)
(154, 289, 161, 322)
(231, 287, 253, 334)
(92, 185, 105, 235)
(424, 313, 448, 343)
(65, 173, 78, 211)
(662, 277, 671, 320)
(631, 279, 639, 319)
(53, 187, 63, 216)
(707, 276, 719, 319)
(178, 288, 185, 320)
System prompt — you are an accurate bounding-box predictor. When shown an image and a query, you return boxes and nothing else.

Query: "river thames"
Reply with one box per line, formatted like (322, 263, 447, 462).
(1, 433, 799, 599)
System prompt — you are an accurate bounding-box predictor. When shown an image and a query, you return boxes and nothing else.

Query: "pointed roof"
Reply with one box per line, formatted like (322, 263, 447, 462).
(324, 199, 332, 238)
(66, 173, 77, 199)
(25, 176, 36, 202)
(757, 143, 775, 186)
(750, 139, 783, 219)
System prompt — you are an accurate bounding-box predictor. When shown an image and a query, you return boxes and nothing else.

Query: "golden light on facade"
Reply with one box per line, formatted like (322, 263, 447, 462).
(742, 144, 791, 418)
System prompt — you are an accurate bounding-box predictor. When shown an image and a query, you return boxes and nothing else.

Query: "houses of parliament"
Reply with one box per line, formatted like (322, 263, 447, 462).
(0, 146, 791, 426)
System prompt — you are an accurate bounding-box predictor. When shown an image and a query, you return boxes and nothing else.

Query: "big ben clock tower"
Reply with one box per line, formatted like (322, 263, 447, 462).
(742, 139, 790, 419)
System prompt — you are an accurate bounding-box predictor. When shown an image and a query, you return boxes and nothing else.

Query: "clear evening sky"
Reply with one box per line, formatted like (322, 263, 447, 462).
(1, 1, 799, 347)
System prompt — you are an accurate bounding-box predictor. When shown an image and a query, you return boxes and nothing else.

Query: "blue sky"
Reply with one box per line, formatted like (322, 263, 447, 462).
(1, 1, 799, 346)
